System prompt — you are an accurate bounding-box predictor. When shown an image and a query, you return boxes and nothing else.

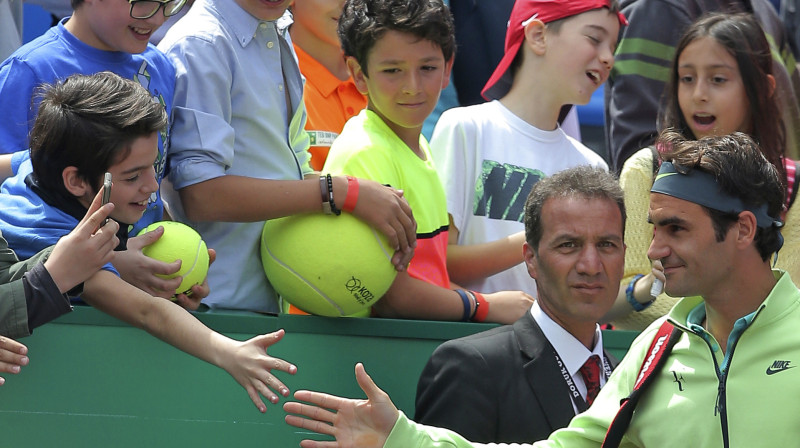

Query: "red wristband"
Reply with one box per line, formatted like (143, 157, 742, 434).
(470, 291, 489, 322)
(343, 175, 360, 213)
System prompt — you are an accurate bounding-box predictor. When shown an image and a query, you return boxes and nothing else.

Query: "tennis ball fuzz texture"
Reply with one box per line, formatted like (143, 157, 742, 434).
(137, 221, 209, 296)
(261, 213, 397, 317)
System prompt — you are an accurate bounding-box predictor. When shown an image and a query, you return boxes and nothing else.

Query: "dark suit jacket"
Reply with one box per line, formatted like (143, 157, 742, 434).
(414, 312, 618, 444)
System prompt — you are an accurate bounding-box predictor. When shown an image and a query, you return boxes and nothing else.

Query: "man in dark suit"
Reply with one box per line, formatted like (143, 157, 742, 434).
(414, 166, 625, 444)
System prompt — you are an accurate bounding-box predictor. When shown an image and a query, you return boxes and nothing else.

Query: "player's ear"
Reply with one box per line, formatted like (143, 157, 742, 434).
(524, 18, 548, 56)
(441, 54, 455, 89)
(767, 74, 777, 98)
(734, 210, 758, 247)
(347, 57, 369, 95)
(62, 166, 91, 197)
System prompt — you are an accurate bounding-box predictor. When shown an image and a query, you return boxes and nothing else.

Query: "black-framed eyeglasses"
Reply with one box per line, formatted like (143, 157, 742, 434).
(128, 0, 187, 19)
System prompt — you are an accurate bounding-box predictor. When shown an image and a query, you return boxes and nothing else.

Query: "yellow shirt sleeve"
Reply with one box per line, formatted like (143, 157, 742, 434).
(613, 147, 679, 331)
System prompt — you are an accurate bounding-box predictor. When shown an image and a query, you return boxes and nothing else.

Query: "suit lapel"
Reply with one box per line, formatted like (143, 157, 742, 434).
(514, 312, 578, 431)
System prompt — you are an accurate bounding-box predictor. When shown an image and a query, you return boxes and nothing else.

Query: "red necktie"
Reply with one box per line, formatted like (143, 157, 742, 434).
(579, 355, 602, 405)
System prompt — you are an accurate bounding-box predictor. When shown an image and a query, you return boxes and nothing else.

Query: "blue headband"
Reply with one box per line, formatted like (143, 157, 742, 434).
(651, 162, 782, 229)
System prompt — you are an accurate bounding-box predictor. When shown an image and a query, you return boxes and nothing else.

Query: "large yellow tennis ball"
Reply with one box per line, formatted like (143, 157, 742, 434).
(137, 221, 209, 297)
(261, 213, 397, 317)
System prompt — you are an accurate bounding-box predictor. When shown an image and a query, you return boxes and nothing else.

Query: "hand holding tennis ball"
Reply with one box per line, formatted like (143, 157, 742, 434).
(137, 221, 210, 298)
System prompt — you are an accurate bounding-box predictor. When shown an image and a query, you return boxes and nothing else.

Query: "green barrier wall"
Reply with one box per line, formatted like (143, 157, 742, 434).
(0, 306, 638, 447)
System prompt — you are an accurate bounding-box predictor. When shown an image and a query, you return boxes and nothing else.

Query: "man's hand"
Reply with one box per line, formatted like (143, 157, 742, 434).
(0, 336, 28, 385)
(284, 363, 399, 448)
(45, 187, 119, 293)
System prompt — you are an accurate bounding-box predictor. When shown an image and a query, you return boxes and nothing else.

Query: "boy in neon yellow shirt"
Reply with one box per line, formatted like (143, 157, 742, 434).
(323, 0, 534, 323)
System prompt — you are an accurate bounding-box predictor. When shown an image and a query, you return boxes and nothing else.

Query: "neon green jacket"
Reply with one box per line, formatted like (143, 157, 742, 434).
(385, 270, 800, 447)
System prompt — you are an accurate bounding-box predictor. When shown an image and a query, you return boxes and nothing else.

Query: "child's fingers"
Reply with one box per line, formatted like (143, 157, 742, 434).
(253, 379, 280, 404)
(126, 225, 164, 250)
(0, 337, 29, 375)
(97, 220, 121, 250)
(86, 186, 107, 215)
(253, 329, 288, 350)
(246, 386, 268, 413)
(149, 259, 182, 276)
(147, 276, 183, 299)
(77, 186, 113, 231)
(82, 204, 116, 236)
(173, 293, 201, 310)
(257, 369, 291, 397)
(0, 336, 27, 356)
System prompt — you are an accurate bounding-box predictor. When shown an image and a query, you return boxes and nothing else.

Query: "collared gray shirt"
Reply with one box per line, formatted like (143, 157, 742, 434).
(159, 0, 311, 313)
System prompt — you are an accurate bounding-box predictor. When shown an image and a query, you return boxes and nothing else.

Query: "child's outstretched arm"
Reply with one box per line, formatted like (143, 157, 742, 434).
(82, 270, 297, 412)
(445, 216, 526, 285)
(374, 272, 534, 324)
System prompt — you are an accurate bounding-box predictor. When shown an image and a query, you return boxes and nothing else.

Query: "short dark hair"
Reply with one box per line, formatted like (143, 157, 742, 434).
(338, 0, 455, 77)
(524, 166, 626, 250)
(29, 71, 168, 199)
(657, 129, 784, 260)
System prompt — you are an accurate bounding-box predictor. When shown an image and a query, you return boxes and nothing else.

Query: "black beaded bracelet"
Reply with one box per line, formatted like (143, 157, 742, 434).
(326, 174, 341, 216)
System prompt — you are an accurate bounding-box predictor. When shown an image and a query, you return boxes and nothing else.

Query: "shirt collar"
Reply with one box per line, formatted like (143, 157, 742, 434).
(209, 0, 293, 48)
(530, 302, 605, 378)
(673, 269, 794, 333)
(293, 43, 351, 97)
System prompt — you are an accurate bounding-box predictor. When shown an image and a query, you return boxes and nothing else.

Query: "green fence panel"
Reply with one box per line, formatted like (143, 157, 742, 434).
(0, 306, 638, 447)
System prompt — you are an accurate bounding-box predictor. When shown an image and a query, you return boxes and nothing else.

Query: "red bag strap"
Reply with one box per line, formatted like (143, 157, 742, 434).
(601, 320, 681, 447)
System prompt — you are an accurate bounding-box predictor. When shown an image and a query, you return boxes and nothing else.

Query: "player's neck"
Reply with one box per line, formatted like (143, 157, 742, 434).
(703, 263, 776, 353)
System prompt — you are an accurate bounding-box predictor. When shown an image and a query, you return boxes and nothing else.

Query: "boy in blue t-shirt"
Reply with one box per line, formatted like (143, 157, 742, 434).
(0, 0, 191, 302)
(323, 0, 535, 324)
